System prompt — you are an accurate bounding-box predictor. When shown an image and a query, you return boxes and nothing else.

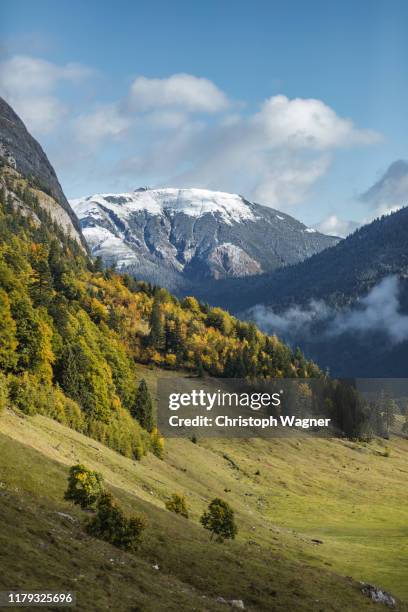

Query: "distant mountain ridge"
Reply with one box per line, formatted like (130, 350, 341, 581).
(197, 205, 408, 313)
(360, 159, 408, 212)
(193, 205, 408, 377)
(72, 187, 340, 293)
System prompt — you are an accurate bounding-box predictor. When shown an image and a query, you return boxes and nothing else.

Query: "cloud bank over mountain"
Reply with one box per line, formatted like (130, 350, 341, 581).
(315, 160, 408, 238)
(0, 54, 381, 223)
(250, 275, 408, 345)
(359, 160, 408, 216)
(0, 55, 94, 134)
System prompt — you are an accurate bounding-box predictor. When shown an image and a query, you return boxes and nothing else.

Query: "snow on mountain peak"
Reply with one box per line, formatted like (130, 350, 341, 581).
(71, 187, 258, 226)
(70, 185, 341, 295)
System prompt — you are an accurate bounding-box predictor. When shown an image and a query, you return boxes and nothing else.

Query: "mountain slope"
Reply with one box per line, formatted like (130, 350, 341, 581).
(0, 91, 407, 612)
(0, 96, 85, 248)
(0, 100, 327, 465)
(1, 408, 406, 611)
(360, 159, 408, 212)
(71, 188, 339, 294)
(194, 206, 408, 376)
(198, 205, 408, 312)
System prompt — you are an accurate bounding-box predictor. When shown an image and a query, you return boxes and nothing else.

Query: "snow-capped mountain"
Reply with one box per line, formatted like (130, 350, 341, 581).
(71, 187, 340, 294)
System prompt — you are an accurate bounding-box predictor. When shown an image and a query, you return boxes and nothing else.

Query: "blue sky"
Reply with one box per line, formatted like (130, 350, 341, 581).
(1, 0, 408, 234)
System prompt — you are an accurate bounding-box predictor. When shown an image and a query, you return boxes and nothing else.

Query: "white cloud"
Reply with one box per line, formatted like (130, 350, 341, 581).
(144, 110, 188, 129)
(359, 160, 408, 216)
(1, 55, 380, 211)
(128, 73, 229, 113)
(250, 300, 330, 340)
(0, 55, 93, 134)
(74, 104, 131, 146)
(318, 160, 408, 238)
(331, 276, 408, 343)
(251, 276, 408, 345)
(0, 55, 92, 93)
(250, 95, 380, 151)
(10, 95, 68, 135)
(71, 72, 227, 149)
(250, 154, 331, 207)
(147, 95, 380, 208)
(316, 214, 360, 238)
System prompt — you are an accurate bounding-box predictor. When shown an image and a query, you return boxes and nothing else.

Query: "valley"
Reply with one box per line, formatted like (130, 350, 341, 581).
(1, 390, 407, 610)
(1, 92, 407, 612)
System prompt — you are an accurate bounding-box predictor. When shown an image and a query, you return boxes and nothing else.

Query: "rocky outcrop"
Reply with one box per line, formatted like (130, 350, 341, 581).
(361, 583, 396, 607)
(0, 96, 86, 248)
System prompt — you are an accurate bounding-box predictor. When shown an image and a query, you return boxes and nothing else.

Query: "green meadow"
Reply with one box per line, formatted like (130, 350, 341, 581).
(0, 378, 407, 611)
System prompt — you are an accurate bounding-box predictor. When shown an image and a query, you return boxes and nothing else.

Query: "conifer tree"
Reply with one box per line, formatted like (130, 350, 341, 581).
(29, 244, 54, 306)
(383, 397, 398, 431)
(0, 289, 18, 370)
(149, 296, 165, 350)
(131, 378, 154, 432)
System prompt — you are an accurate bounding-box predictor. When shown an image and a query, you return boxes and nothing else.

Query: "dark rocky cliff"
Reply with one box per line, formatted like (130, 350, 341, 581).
(0, 96, 84, 245)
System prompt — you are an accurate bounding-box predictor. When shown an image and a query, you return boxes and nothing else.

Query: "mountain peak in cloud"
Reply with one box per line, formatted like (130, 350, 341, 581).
(384, 159, 408, 179)
(360, 159, 408, 215)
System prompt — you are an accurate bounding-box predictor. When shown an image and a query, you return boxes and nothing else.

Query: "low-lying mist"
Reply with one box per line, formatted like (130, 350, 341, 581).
(249, 275, 408, 346)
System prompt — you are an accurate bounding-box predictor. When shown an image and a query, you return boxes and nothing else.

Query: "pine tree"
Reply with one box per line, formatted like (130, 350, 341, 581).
(29, 244, 54, 306)
(223, 351, 236, 377)
(149, 296, 165, 350)
(93, 256, 104, 273)
(131, 378, 154, 432)
(0, 289, 18, 371)
(383, 397, 398, 431)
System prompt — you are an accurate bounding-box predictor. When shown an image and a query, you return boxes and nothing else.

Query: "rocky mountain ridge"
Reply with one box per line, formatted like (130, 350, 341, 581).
(72, 187, 340, 294)
(0, 96, 85, 248)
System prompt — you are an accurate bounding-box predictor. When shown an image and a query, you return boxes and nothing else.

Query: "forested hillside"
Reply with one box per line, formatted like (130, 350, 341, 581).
(0, 161, 327, 459)
(193, 205, 408, 312)
(190, 206, 408, 377)
(0, 89, 406, 612)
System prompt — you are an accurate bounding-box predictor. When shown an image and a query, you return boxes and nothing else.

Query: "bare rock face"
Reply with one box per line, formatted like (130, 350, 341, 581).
(0, 96, 85, 248)
(208, 243, 262, 279)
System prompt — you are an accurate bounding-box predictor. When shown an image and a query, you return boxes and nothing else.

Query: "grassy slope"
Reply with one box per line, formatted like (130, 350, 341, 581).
(0, 378, 407, 612)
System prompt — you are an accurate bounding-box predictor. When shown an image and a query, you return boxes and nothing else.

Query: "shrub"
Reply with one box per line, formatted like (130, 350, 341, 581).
(150, 427, 164, 459)
(88, 406, 149, 460)
(64, 464, 104, 509)
(200, 498, 237, 542)
(165, 493, 189, 518)
(86, 492, 146, 551)
(8, 373, 40, 415)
